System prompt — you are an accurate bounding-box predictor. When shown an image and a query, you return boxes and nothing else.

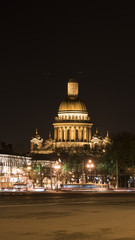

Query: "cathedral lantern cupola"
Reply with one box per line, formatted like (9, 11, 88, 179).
(67, 78, 79, 97)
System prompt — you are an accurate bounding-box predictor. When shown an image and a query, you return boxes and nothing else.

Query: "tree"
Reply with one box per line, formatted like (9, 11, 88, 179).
(30, 162, 50, 187)
(60, 163, 71, 183)
(97, 132, 135, 187)
(56, 146, 93, 183)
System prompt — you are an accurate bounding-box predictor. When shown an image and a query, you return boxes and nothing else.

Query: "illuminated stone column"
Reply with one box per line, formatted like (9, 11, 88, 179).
(54, 128, 57, 141)
(89, 128, 91, 141)
(84, 127, 87, 141)
(63, 127, 65, 141)
(63, 127, 67, 141)
(69, 127, 71, 141)
(81, 127, 83, 141)
(56, 128, 58, 141)
(58, 127, 62, 141)
(83, 127, 87, 141)
(82, 127, 84, 141)
(66, 127, 68, 141)
(86, 128, 89, 142)
(78, 127, 81, 141)
(65, 127, 67, 141)
(58, 128, 60, 141)
(61, 127, 63, 141)
(74, 127, 76, 141)
(76, 127, 79, 141)
(71, 127, 74, 141)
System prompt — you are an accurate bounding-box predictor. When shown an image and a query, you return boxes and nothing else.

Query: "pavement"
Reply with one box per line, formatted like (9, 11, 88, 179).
(0, 191, 135, 240)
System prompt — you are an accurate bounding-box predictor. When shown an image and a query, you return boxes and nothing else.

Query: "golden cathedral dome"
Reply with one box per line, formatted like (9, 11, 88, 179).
(58, 97, 87, 112)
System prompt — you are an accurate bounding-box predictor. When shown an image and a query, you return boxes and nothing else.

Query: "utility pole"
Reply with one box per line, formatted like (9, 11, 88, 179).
(116, 158, 119, 188)
(56, 171, 58, 191)
(50, 163, 52, 190)
(82, 160, 85, 184)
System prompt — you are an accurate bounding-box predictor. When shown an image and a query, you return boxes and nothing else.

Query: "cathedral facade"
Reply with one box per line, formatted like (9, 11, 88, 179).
(30, 78, 110, 154)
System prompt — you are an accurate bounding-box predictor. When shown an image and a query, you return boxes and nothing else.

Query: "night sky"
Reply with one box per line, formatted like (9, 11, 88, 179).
(0, 3, 135, 152)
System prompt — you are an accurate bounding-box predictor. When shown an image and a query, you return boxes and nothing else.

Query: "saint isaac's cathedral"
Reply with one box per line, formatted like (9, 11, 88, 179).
(30, 78, 111, 154)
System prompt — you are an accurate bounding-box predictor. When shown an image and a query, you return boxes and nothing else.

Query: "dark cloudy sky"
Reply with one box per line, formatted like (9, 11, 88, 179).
(0, 2, 135, 152)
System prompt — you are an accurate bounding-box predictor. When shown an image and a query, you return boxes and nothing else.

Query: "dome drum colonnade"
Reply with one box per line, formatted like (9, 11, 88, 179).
(54, 125, 92, 142)
(53, 78, 93, 147)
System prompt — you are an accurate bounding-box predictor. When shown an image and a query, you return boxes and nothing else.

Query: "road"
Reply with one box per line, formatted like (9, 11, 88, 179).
(0, 191, 135, 240)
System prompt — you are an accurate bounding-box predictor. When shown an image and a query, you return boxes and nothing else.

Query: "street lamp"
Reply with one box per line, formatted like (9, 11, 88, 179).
(16, 168, 21, 183)
(26, 166, 31, 180)
(86, 160, 94, 183)
(54, 161, 61, 191)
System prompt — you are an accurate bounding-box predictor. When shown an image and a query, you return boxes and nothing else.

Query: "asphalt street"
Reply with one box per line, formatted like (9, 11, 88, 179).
(0, 191, 135, 240)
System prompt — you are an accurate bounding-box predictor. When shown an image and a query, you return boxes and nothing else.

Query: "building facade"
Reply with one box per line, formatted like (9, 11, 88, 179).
(0, 154, 31, 188)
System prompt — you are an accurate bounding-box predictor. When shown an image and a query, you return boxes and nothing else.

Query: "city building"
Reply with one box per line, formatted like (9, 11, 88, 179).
(0, 79, 111, 190)
(0, 154, 31, 188)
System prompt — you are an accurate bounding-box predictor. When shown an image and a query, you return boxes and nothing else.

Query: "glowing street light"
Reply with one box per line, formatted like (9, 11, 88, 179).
(87, 163, 94, 168)
(54, 162, 61, 170)
(16, 168, 21, 182)
(53, 161, 61, 191)
(88, 160, 92, 163)
(27, 166, 31, 171)
(26, 165, 32, 180)
(86, 159, 94, 168)
(86, 160, 94, 182)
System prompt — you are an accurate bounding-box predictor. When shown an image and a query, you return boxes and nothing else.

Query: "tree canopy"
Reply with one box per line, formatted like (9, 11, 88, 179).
(97, 132, 135, 187)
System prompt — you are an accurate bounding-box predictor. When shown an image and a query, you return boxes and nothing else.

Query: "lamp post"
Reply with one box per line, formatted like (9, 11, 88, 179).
(0, 162, 2, 188)
(50, 162, 53, 190)
(54, 161, 61, 191)
(82, 160, 85, 184)
(27, 166, 31, 180)
(86, 160, 94, 183)
(116, 159, 118, 188)
(16, 168, 21, 183)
